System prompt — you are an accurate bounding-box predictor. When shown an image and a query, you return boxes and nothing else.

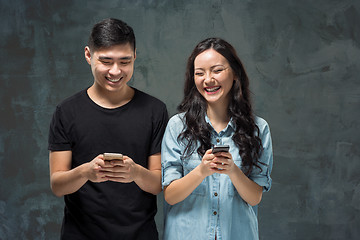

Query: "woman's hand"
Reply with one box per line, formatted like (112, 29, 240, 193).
(210, 151, 236, 175)
(210, 151, 263, 206)
(198, 149, 217, 177)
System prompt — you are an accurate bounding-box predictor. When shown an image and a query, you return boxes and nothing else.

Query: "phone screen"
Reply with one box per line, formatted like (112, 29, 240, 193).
(212, 145, 230, 153)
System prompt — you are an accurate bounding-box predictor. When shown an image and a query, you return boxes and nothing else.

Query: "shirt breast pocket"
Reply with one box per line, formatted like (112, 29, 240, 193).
(182, 157, 207, 196)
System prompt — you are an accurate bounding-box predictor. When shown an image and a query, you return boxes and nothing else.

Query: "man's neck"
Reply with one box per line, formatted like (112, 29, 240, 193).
(87, 84, 135, 109)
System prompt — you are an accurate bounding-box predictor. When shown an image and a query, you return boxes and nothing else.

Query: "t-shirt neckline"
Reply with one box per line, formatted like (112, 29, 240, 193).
(84, 87, 137, 112)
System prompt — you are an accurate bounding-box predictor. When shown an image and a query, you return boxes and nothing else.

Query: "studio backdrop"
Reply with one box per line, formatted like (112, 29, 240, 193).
(0, 0, 359, 239)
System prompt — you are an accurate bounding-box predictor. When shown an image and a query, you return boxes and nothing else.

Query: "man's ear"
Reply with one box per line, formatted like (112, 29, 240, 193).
(84, 46, 91, 65)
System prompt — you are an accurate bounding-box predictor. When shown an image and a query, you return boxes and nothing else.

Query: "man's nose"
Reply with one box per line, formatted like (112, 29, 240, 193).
(109, 64, 121, 75)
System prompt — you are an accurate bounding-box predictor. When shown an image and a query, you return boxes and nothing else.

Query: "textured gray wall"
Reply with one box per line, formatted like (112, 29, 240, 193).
(0, 0, 359, 239)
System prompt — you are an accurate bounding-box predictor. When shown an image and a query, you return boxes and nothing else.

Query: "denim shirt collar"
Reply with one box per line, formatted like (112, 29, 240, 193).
(204, 114, 236, 136)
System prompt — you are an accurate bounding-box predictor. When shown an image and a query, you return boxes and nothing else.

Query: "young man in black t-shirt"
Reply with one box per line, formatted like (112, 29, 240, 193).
(48, 18, 168, 239)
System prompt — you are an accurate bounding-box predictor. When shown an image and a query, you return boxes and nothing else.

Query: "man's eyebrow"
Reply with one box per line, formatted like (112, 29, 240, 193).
(98, 56, 133, 60)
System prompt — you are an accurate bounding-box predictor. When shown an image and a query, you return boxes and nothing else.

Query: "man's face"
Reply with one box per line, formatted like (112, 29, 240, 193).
(85, 43, 136, 93)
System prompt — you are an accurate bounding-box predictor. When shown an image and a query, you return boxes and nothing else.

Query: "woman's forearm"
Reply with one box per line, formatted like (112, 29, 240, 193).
(164, 166, 206, 205)
(228, 166, 263, 206)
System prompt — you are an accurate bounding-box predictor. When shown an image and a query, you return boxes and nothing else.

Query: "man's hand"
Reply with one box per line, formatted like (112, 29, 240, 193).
(100, 155, 140, 183)
(85, 154, 109, 183)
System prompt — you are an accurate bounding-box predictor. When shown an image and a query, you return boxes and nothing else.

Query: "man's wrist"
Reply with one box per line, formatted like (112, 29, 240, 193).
(132, 163, 141, 182)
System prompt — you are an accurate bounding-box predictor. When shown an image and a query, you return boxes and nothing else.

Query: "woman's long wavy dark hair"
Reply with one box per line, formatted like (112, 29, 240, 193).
(177, 38, 263, 176)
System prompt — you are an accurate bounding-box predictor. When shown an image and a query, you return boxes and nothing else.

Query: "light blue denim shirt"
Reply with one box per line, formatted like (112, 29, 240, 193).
(161, 113, 273, 240)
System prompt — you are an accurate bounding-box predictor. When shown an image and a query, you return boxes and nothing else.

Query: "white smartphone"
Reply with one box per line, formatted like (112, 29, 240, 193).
(103, 153, 123, 161)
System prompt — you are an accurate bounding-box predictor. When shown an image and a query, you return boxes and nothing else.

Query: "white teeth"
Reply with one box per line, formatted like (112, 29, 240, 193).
(205, 87, 220, 92)
(106, 77, 121, 83)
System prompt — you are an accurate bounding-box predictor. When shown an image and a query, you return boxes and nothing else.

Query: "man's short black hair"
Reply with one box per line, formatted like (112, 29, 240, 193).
(88, 18, 136, 52)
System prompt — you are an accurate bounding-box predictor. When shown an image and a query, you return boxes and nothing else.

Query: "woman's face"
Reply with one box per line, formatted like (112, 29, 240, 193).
(194, 49, 235, 107)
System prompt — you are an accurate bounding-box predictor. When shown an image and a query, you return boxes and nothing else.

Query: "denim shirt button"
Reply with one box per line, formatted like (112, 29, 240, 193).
(213, 211, 217, 215)
(216, 139, 220, 143)
(214, 192, 218, 197)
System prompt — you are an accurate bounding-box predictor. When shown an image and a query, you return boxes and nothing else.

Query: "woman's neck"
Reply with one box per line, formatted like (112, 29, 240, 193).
(206, 103, 230, 133)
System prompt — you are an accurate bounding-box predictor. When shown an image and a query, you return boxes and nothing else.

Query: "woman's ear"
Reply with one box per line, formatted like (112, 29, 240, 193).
(84, 46, 92, 65)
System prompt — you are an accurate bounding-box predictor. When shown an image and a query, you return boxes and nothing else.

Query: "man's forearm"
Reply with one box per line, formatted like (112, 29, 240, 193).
(133, 165, 162, 195)
(50, 164, 89, 197)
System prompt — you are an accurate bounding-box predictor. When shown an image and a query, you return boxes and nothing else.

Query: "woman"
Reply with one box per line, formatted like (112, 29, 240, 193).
(161, 38, 273, 240)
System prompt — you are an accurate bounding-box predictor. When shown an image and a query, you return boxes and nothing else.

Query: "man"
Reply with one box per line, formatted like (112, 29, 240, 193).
(48, 18, 168, 239)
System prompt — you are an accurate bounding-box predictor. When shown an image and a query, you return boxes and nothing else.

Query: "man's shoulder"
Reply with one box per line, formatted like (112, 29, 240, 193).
(57, 89, 87, 108)
(133, 88, 166, 108)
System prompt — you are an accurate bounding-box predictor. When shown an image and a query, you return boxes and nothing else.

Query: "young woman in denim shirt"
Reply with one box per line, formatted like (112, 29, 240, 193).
(161, 38, 273, 240)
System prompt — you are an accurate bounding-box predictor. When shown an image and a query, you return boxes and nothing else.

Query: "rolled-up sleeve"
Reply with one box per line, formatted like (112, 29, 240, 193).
(161, 115, 185, 188)
(250, 118, 273, 192)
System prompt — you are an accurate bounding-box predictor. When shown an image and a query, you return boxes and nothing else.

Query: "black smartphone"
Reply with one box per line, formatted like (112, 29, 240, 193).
(212, 145, 230, 153)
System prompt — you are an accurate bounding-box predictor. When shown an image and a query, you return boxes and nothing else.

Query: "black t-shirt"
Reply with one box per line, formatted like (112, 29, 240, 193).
(48, 88, 168, 240)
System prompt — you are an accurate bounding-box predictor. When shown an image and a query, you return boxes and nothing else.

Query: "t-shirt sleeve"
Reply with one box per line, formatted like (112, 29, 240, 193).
(161, 115, 184, 188)
(48, 106, 72, 151)
(149, 103, 169, 156)
(249, 119, 273, 192)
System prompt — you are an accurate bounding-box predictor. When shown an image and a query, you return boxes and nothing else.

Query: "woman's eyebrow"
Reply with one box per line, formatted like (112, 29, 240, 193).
(194, 64, 225, 70)
(211, 64, 226, 68)
(194, 67, 204, 71)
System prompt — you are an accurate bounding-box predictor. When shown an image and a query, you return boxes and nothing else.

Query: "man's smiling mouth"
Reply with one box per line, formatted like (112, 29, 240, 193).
(106, 77, 122, 83)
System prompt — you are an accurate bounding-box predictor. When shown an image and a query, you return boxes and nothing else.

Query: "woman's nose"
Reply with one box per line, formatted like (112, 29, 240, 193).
(204, 72, 214, 83)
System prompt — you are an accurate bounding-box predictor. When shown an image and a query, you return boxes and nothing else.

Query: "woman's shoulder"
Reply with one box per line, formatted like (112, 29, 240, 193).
(168, 112, 186, 126)
(254, 116, 270, 134)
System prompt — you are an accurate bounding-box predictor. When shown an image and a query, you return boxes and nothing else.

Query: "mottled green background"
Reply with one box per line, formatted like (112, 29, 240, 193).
(0, 0, 359, 239)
